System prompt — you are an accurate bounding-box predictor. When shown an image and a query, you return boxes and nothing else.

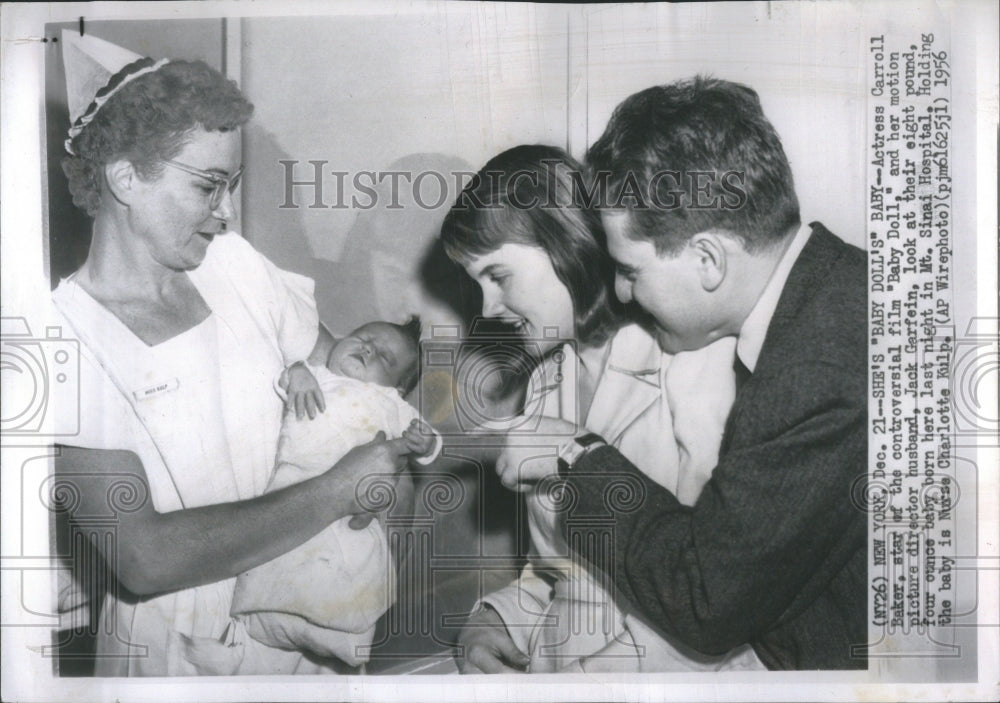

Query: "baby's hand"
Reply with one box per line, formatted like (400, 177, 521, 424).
(282, 362, 326, 420)
(402, 418, 437, 459)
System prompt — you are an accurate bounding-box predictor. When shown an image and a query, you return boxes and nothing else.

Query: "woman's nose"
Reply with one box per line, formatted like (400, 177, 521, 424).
(480, 287, 507, 318)
(212, 188, 237, 222)
(614, 274, 633, 304)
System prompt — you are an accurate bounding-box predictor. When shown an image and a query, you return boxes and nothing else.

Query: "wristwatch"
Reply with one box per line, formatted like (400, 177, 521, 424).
(556, 432, 607, 478)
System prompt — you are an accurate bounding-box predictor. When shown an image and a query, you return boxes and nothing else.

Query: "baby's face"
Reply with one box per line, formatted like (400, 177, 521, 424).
(327, 322, 417, 392)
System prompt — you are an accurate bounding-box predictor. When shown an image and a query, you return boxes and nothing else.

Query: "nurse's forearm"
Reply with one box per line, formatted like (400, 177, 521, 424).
(55, 444, 389, 597)
(119, 467, 358, 595)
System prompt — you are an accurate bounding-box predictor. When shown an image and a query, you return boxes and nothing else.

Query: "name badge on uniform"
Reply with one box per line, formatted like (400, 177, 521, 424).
(132, 378, 180, 401)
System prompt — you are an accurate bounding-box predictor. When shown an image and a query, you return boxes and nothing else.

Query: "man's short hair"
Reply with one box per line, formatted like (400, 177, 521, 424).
(587, 76, 800, 254)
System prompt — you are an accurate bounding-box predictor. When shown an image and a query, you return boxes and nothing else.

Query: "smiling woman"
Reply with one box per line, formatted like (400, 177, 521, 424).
(441, 146, 621, 354)
(50, 37, 408, 676)
(438, 145, 761, 674)
(461, 243, 576, 354)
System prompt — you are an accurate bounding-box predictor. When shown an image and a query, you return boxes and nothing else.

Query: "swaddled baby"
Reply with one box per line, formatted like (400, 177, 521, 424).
(231, 319, 440, 667)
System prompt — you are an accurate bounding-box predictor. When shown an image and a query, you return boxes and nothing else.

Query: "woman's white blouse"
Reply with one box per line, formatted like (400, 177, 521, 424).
(480, 324, 763, 672)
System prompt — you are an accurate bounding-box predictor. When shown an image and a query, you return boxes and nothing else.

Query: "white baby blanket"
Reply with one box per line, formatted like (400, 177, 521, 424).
(231, 366, 434, 666)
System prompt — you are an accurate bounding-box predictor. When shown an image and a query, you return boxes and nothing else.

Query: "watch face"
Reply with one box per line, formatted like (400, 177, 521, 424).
(558, 439, 585, 464)
(574, 433, 606, 450)
(558, 433, 606, 467)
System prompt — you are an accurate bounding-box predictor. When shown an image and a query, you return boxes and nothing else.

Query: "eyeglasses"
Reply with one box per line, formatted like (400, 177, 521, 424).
(163, 159, 244, 210)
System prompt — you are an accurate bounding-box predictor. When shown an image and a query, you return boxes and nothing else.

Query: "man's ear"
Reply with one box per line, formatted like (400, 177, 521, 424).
(104, 159, 138, 206)
(689, 232, 727, 292)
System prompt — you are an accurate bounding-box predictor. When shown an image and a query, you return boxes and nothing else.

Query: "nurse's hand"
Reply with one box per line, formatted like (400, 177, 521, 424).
(328, 431, 409, 518)
(495, 416, 576, 492)
(456, 605, 530, 674)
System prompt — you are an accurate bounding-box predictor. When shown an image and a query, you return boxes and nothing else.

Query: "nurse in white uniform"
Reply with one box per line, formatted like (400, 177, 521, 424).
(51, 34, 407, 676)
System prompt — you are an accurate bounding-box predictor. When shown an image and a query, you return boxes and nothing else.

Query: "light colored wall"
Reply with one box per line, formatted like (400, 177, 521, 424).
(240, 6, 569, 336)
(579, 2, 866, 248)
(239, 4, 866, 341)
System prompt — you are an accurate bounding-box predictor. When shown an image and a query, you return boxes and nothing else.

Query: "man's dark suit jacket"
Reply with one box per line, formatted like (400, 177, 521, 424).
(568, 223, 867, 670)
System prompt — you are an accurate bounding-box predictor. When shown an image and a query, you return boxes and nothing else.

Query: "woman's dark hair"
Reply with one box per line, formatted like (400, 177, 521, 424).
(63, 59, 254, 216)
(440, 144, 621, 347)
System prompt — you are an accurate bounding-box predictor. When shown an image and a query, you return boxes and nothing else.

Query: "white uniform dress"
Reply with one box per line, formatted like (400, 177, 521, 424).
(231, 367, 440, 667)
(51, 232, 343, 676)
(480, 323, 765, 672)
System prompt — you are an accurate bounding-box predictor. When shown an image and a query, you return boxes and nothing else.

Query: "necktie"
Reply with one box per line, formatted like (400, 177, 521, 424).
(734, 356, 752, 393)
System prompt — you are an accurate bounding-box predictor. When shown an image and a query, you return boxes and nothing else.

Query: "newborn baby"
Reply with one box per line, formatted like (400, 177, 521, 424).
(231, 319, 440, 667)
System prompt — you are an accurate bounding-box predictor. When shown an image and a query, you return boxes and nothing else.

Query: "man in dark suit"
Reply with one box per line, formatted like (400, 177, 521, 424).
(497, 77, 867, 670)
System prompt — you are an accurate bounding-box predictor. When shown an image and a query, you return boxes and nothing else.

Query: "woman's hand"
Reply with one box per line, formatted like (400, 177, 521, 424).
(495, 416, 577, 492)
(281, 361, 326, 420)
(456, 605, 530, 674)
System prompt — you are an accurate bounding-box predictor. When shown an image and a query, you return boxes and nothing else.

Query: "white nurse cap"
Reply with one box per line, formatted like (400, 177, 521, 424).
(61, 29, 169, 154)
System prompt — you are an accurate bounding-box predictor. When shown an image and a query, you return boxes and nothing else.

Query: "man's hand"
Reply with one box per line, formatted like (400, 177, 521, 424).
(282, 362, 326, 420)
(495, 416, 576, 492)
(455, 605, 530, 674)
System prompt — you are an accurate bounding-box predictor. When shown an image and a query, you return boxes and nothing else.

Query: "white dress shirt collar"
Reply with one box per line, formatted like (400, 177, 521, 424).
(736, 222, 813, 373)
